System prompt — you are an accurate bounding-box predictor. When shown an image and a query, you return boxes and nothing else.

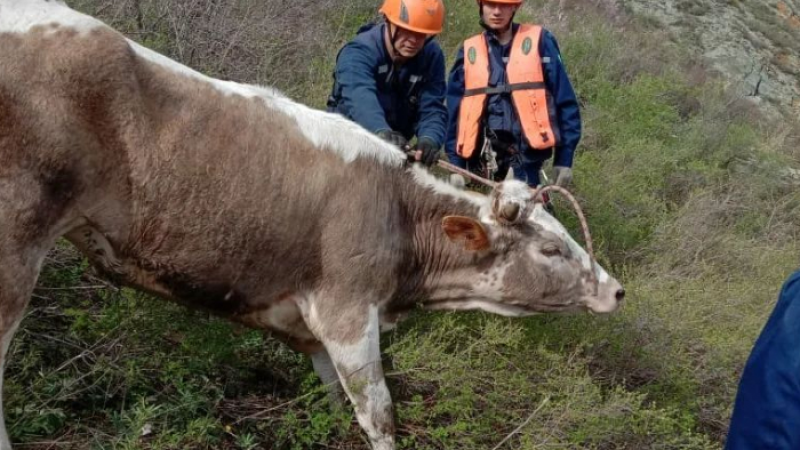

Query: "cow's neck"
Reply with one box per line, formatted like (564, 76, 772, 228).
(394, 167, 501, 311)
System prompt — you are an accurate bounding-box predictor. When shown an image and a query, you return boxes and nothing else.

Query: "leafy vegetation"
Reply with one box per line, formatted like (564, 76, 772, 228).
(6, 0, 800, 448)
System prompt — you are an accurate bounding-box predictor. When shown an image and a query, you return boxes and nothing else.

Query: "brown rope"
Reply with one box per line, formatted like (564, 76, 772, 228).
(426, 158, 599, 294)
(435, 159, 499, 189)
(529, 184, 598, 295)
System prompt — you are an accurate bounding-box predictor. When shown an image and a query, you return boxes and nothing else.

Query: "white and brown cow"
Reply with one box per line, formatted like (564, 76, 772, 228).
(0, 1, 624, 448)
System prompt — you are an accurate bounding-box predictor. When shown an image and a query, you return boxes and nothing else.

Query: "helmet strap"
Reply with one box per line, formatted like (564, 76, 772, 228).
(385, 20, 402, 61)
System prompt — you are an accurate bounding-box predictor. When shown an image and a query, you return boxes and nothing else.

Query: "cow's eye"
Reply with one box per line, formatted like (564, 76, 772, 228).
(541, 243, 562, 257)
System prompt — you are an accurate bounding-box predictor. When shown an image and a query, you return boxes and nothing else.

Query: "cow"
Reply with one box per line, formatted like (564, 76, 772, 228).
(0, 1, 624, 449)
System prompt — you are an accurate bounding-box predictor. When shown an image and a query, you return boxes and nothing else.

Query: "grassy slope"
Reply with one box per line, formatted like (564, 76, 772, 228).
(6, 0, 800, 449)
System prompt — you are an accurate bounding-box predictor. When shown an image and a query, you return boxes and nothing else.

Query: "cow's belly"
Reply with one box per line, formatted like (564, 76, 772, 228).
(232, 294, 321, 353)
(65, 225, 175, 299)
(65, 225, 322, 352)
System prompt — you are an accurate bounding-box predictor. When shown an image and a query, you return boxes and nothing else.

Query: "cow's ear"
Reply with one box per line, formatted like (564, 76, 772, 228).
(442, 216, 490, 251)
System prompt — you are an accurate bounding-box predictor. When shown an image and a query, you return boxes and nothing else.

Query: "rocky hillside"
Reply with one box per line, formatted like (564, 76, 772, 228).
(623, 0, 800, 119)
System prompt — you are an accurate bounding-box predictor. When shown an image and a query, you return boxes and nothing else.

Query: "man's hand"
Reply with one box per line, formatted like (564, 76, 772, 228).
(553, 166, 573, 187)
(376, 129, 408, 149)
(415, 137, 441, 167)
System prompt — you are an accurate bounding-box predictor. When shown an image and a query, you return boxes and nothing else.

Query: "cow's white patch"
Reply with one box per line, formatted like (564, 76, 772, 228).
(264, 298, 300, 329)
(498, 180, 534, 205)
(379, 318, 399, 332)
(296, 296, 385, 374)
(1, 0, 406, 168)
(530, 204, 610, 283)
(311, 350, 340, 388)
(492, 180, 536, 224)
(425, 260, 534, 317)
(129, 41, 407, 167)
(252, 89, 408, 167)
(295, 292, 322, 339)
(264, 297, 317, 340)
(584, 295, 619, 314)
(473, 260, 511, 297)
(0, 0, 101, 34)
(311, 349, 344, 403)
(0, 317, 22, 449)
(361, 379, 394, 449)
(410, 166, 487, 207)
(427, 300, 533, 317)
(317, 305, 394, 447)
(128, 35, 406, 168)
(322, 304, 382, 379)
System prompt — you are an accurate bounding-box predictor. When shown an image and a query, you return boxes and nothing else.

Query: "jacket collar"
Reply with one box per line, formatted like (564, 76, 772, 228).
(484, 22, 520, 47)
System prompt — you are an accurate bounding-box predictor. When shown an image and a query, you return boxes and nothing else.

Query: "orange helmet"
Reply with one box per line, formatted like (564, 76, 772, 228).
(380, 0, 445, 35)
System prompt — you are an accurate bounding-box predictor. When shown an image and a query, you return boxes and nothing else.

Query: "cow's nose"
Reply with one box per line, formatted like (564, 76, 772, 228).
(615, 289, 626, 302)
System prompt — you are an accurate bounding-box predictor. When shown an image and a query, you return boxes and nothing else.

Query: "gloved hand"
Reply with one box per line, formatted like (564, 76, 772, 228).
(553, 166, 573, 187)
(376, 129, 409, 150)
(415, 137, 441, 167)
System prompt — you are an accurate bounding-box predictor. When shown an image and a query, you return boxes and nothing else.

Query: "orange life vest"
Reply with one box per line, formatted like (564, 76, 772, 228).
(456, 24, 558, 158)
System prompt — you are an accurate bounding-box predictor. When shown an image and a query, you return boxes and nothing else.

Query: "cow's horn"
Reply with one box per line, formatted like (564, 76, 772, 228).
(491, 181, 533, 224)
(500, 202, 521, 223)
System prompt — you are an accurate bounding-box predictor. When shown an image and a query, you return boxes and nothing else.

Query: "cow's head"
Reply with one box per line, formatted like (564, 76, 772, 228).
(433, 180, 624, 316)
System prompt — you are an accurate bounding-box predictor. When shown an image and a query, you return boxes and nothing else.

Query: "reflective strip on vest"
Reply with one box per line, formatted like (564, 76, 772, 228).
(456, 25, 558, 158)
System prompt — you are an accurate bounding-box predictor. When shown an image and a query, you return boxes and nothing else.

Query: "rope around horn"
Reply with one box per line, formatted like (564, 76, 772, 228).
(430, 158, 599, 295)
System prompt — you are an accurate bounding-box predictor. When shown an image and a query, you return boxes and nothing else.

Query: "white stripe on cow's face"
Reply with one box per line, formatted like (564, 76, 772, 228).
(530, 204, 610, 284)
(0, 0, 407, 168)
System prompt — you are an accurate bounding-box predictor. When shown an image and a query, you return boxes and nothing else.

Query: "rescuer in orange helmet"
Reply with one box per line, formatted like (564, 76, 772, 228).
(327, 0, 447, 166)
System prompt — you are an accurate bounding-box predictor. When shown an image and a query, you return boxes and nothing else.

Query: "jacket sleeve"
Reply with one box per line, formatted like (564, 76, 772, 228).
(334, 42, 392, 133)
(445, 45, 468, 169)
(725, 270, 800, 450)
(541, 30, 581, 168)
(415, 45, 448, 148)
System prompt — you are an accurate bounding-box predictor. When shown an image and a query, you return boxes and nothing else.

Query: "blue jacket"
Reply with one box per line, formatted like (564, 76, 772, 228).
(328, 23, 448, 147)
(445, 24, 581, 168)
(726, 269, 800, 449)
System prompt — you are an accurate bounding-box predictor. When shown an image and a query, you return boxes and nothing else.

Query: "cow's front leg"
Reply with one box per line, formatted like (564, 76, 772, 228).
(301, 300, 395, 450)
(310, 349, 345, 407)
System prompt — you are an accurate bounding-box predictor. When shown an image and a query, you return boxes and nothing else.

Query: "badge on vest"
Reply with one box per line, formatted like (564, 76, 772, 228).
(522, 37, 532, 55)
(468, 47, 477, 64)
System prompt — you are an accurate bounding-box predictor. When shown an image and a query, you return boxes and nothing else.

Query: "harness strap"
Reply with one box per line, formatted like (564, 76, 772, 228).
(463, 81, 545, 97)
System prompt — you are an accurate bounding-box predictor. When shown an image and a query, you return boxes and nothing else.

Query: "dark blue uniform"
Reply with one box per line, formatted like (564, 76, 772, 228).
(445, 24, 581, 186)
(328, 23, 448, 147)
(726, 269, 800, 449)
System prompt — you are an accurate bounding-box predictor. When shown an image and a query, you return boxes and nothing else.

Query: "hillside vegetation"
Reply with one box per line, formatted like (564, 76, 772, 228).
(6, 0, 800, 449)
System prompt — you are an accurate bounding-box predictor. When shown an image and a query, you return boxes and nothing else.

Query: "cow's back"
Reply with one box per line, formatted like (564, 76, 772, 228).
(112, 42, 407, 315)
(1, 2, 408, 318)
